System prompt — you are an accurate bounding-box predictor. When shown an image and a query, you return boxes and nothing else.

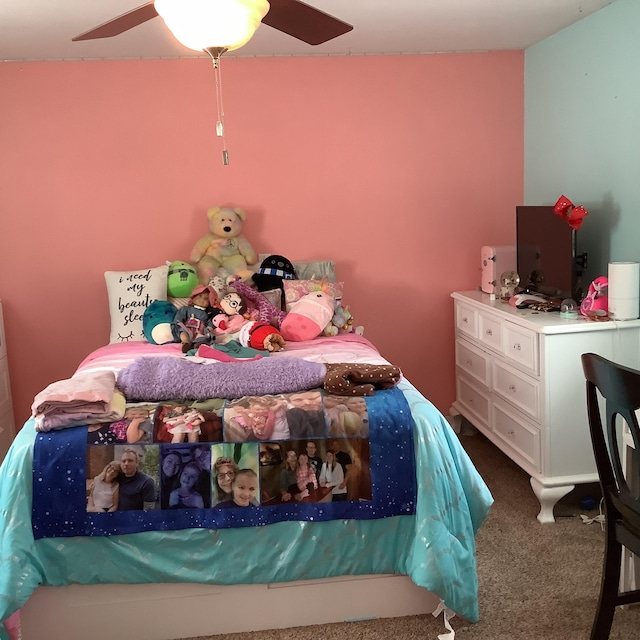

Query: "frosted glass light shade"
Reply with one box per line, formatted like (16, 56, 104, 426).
(155, 0, 270, 52)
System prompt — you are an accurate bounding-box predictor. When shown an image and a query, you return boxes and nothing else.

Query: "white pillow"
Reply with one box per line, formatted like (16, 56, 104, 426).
(105, 265, 169, 343)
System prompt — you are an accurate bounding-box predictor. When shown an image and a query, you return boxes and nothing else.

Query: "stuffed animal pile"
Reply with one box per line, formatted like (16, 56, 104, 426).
(144, 206, 359, 350)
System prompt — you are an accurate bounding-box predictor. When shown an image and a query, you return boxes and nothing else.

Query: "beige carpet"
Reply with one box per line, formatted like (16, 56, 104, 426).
(186, 428, 640, 640)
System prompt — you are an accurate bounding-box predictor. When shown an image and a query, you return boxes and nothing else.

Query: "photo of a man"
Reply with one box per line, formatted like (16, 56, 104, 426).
(117, 446, 156, 510)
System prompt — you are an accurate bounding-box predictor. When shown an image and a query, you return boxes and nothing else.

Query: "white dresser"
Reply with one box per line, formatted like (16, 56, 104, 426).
(451, 290, 640, 523)
(0, 301, 15, 463)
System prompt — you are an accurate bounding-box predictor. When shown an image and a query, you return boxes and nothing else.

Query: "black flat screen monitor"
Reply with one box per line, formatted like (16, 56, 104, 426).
(516, 205, 584, 301)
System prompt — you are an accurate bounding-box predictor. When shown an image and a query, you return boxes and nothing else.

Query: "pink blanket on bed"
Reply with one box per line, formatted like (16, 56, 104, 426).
(76, 334, 389, 377)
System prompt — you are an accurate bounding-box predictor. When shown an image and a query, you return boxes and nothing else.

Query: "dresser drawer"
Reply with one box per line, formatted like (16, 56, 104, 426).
(455, 339, 490, 388)
(455, 302, 478, 340)
(456, 375, 490, 427)
(492, 400, 541, 473)
(502, 322, 538, 374)
(492, 359, 540, 422)
(478, 313, 502, 352)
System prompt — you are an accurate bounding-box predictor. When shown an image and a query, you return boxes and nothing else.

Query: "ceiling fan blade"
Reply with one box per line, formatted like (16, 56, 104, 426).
(72, 3, 159, 41)
(262, 0, 353, 45)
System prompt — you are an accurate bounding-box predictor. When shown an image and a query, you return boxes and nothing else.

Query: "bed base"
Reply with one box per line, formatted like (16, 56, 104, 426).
(20, 574, 439, 640)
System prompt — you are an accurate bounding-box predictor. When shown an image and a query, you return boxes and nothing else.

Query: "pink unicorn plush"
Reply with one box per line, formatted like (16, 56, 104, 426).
(280, 290, 335, 341)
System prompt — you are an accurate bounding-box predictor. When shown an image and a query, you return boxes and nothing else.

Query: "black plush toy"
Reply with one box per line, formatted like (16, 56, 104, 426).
(251, 255, 298, 300)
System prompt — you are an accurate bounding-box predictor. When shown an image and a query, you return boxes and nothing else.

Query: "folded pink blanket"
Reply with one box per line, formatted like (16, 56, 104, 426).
(34, 390, 126, 432)
(117, 356, 327, 401)
(32, 370, 116, 417)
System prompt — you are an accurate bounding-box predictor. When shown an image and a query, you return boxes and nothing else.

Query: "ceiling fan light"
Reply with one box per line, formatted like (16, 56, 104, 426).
(155, 0, 270, 52)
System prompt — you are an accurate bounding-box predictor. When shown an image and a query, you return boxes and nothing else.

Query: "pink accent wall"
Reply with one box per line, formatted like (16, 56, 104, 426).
(0, 52, 523, 426)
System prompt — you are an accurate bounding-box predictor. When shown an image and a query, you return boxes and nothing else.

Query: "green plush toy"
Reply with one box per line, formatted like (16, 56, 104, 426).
(167, 261, 199, 298)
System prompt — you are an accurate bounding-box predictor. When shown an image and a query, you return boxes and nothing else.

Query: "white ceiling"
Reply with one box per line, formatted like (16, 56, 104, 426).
(0, 0, 615, 62)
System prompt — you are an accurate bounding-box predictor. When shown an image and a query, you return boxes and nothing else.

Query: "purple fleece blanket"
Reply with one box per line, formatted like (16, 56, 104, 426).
(116, 356, 327, 401)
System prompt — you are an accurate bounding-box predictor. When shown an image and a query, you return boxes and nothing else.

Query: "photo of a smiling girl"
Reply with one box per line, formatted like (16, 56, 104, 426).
(215, 469, 259, 509)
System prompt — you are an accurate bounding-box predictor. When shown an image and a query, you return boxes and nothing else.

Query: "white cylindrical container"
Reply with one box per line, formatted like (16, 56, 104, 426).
(608, 261, 640, 320)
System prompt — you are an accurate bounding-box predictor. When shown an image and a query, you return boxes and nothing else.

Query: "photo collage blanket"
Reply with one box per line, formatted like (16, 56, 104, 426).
(32, 386, 417, 538)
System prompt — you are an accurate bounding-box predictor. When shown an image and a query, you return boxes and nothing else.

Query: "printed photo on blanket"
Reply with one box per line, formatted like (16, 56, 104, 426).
(224, 395, 287, 442)
(160, 443, 213, 509)
(211, 443, 260, 508)
(86, 403, 157, 445)
(86, 444, 158, 512)
(154, 401, 224, 444)
(259, 438, 371, 505)
(324, 394, 370, 438)
(223, 390, 328, 442)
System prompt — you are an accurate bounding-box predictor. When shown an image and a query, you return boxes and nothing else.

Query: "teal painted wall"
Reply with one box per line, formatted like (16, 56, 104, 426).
(524, 0, 640, 285)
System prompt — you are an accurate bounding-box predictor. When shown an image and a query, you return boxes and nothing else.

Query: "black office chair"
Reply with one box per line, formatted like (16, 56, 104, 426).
(581, 353, 640, 639)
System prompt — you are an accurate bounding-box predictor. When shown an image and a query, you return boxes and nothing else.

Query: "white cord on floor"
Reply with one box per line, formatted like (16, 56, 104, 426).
(580, 497, 605, 530)
(432, 600, 456, 639)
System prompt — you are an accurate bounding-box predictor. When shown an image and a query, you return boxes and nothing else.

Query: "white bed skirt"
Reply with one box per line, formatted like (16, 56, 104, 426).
(20, 574, 439, 640)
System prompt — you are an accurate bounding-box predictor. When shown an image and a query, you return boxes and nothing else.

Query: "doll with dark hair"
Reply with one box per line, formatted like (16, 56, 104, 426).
(170, 285, 218, 353)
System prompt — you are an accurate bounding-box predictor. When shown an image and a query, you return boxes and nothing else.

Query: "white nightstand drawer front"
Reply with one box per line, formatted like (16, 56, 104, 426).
(493, 401, 541, 473)
(456, 303, 478, 340)
(455, 339, 490, 388)
(502, 322, 538, 374)
(492, 360, 540, 422)
(456, 376, 490, 426)
(478, 314, 502, 352)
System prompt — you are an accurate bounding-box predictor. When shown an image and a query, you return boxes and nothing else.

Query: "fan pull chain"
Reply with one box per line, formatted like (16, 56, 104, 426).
(211, 51, 229, 165)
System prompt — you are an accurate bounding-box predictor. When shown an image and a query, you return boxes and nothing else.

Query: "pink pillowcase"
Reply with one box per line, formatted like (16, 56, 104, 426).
(284, 279, 343, 312)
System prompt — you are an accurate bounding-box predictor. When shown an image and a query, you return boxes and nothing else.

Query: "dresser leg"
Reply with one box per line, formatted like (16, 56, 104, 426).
(530, 478, 574, 523)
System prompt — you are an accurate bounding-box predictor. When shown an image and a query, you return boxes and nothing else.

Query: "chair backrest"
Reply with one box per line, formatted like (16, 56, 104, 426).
(581, 353, 640, 529)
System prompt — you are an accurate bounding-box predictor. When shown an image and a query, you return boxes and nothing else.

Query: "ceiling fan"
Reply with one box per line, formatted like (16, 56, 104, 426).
(72, 0, 353, 48)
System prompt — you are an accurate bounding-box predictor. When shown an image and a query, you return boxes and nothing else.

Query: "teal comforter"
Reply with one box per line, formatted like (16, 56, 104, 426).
(0, 379, 492, 637)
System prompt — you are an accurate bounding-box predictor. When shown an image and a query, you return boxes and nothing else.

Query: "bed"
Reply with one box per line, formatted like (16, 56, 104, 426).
(0, 267, 492, 640)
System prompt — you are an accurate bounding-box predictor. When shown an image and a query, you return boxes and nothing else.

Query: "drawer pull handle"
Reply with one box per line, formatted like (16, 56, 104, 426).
(462, 317, 468, 324)
(513, 343, 522, 351)
(508, 384, 517, 392)
(508, 430, 515, 436)
(466, 359, 472, 366)
(485, 329, 493, 336)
